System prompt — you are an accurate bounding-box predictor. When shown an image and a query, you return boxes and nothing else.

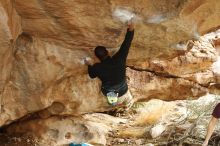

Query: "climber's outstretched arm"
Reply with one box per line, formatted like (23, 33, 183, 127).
(112, 18, 134, 61)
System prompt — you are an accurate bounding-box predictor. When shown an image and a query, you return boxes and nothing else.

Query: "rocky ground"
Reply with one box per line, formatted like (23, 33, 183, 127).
(105, 95, 220, 146)
(0, 94, 220, 146)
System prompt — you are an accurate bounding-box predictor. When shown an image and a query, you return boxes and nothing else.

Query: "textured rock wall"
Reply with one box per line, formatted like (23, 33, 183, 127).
(0, 0, 220, 130)
(0, 0, 22, 126)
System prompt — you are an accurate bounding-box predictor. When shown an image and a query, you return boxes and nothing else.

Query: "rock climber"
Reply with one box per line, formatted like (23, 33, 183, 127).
(85, 18, 134, 109)
(202, 102, 220, 146)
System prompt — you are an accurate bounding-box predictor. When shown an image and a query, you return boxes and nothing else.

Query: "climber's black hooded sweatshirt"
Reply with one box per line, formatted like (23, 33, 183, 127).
(88, 29, 134, 97)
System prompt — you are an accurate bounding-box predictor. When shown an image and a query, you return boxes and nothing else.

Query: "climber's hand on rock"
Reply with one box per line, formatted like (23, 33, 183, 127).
(127, 16, 134, 31)
(84, 57, 93, 65)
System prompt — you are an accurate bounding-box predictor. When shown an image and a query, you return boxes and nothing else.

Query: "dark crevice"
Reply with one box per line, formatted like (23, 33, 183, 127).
(126, 66, 213, 89)
(0, 110, 44, 134)
(127, 66, 180, 78)
(0, 110, 76, 134)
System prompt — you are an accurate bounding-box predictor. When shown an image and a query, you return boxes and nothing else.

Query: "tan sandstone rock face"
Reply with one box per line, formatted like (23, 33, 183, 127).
(0, 0, 220, 132)
(0, 0, 22, 126)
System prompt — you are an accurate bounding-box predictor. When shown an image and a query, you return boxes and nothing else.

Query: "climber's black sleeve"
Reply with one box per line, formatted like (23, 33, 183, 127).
(112, 29, 134, 61)
(88, 64, 98, 78)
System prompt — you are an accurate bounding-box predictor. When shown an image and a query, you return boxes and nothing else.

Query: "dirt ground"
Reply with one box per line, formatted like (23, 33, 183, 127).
(0, 133, 40, 146)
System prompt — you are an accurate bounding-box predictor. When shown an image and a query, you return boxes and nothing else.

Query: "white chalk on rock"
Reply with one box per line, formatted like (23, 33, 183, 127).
(146, 15, 167, 24)
(113, 8, 137, 24)
(193, 31, 200, 40)
(85, 57, 92, 61)
(80, 57, 92, 65)
(176, 43, 187, 50)
(191, 25, 201, 40)
(170, 42, 187, 50)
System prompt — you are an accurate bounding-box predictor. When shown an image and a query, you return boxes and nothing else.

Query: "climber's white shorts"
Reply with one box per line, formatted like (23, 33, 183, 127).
(116, 90, 133, 110)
